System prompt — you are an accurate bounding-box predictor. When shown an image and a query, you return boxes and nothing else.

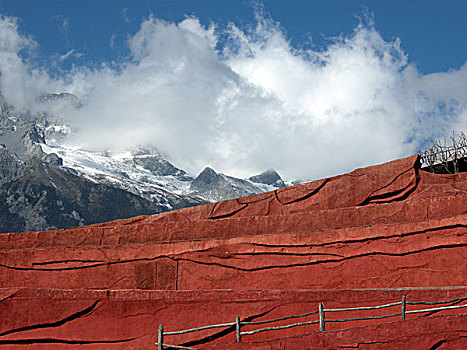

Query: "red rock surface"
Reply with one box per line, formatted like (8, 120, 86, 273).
(0, 154, 466, 349)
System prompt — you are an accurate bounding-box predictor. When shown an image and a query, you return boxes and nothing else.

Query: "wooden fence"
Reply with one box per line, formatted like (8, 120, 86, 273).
(420, 131, 467, 173)
(155, 295, 467, 349)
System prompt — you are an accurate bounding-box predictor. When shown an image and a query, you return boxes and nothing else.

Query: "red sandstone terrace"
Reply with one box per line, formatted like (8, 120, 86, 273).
(0, 155, 466, 349)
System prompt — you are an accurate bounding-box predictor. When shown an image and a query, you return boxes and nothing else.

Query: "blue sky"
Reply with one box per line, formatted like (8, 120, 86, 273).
(0, 1, 466, 179)
(1, 0, 465, 74)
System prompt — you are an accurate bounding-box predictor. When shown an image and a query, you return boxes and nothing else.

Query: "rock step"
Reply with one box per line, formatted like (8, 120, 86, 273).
(1, 214, 465, 291)
(2, 193, 466, 250)
(0, 287, 465, 349)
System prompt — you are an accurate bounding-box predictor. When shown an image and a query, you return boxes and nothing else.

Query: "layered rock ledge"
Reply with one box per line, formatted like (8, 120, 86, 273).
(0, 155, 466, 349)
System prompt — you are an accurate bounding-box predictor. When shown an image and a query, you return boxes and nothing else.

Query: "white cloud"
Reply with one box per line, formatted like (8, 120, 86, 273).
(0, 13, 466, 181)
(61, 17, 69, 31)
(109, 34, 117, 48)
(59, 49, 82, 61)
(121, 8, 130, 24)
(0, 15, 49, 110)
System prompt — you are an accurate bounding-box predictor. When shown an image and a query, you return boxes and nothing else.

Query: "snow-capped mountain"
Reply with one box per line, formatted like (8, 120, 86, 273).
(0, 91, 289, 233)
(39, 143, 205, 210)
(189, 166, 280, 202)
(39, 140, 284, 208)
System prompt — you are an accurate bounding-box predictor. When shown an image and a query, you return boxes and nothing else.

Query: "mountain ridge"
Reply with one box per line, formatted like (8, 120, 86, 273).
(0, 91, 288, 233)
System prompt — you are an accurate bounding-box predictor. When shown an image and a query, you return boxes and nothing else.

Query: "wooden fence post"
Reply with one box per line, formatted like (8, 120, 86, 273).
(401, 295, 406, 321)
(236, 316, 241, 342)
(319, 303, 325, 331)
(158, 324, 164, 350)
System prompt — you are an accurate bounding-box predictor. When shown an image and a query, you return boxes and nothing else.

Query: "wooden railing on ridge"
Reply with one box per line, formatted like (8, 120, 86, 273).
(420, 131, 467, 173)
(155, 295, 467, 349)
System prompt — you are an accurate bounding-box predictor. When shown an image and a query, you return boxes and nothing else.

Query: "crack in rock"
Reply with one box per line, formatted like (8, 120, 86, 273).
(278, 178, 330, 205)
(358, 167, 421, 206)
(175, 243, 467, 272)
(1, 239, 465, 273)
(0, 337, 138, 345)
(249, 224, 467, 249)
(339, 340, 390, 348)
(0, 300, 101, 337)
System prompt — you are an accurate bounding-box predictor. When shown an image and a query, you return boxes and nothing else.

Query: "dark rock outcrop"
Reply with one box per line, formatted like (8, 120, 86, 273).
(190, 167, 264, 202)
(36, 92, 82, 108)
(0, 160, 164, 233)
(249, 169, 285, 187)
(126, 151, 191, 180)
(0, 144, 21, 180)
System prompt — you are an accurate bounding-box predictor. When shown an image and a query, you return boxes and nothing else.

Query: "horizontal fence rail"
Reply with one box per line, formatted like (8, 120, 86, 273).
(156, 295, 467, 349)
(324, 300, 402, 312)
(163, 322, 236, 336)
(241, 319, 320, 336)
(406, 304, 467, 314)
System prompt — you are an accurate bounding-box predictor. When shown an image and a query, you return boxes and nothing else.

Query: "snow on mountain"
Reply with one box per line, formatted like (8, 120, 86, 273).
(189, 166, 277, 202)
(0, 101, 165, 232)
(2, 90, 288, 218)
(40, 138, 285, 208)
(39, 143, 203, 210)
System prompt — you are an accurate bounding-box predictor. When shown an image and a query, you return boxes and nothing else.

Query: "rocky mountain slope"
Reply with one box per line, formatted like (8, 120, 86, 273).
(0, 157, 165, 233)
(0, 92, 287, 233)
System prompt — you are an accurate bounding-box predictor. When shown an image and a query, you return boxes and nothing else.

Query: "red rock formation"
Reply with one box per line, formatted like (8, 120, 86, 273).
(0, 155, 466, 349)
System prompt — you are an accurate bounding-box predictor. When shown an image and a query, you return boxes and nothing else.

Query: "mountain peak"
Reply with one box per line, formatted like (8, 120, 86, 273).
(249, 169, 285, 187)
(192, 167, 218, 186)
